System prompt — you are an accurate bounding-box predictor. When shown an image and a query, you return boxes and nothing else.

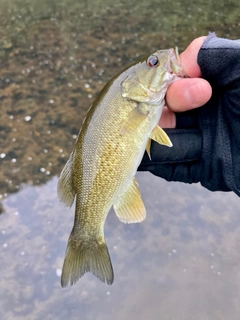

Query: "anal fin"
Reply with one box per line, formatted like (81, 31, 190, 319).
(113, 177, 146, 223)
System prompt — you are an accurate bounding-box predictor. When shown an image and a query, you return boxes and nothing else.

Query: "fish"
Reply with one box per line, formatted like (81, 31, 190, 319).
(58, 47, 185, 287)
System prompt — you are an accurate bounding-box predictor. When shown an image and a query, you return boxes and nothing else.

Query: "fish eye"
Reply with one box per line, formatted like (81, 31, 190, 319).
(147, 55, 159, 68)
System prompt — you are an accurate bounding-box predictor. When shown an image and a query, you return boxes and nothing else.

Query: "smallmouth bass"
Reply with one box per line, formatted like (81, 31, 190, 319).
(58, 48, 185, 287)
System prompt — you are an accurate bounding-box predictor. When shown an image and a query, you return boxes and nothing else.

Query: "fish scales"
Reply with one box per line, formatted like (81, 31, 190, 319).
(58, 48, 185, 287)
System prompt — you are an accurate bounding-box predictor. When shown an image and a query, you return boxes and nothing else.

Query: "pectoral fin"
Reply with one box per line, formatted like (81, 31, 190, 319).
(120, 105, 148, 135)
(146, 138, 152, 160)
(150, 125, 172, 147)
(113, 178, 146, 223)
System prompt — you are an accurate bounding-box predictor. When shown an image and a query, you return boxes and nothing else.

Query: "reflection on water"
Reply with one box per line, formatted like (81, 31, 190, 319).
(1, 0, 240, 319)
(2, 175, 240, 319)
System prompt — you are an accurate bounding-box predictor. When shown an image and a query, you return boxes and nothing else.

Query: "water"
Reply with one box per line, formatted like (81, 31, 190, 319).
(1, 0, 240, 319)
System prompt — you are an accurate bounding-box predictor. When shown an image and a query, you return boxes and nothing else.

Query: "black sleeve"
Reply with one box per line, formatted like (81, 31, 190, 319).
(138, 33, 240, 196)
(198, 33, 240, 195)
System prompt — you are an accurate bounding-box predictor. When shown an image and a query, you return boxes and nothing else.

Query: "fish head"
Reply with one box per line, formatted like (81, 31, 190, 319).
(121, 47, 185, 104)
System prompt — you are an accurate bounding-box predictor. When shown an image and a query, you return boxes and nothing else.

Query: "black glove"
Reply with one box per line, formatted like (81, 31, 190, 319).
(138, 33, 240, 197)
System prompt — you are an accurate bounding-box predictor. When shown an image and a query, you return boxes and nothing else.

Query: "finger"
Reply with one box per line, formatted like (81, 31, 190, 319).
(180, 36, 207, 77)
(166, 77, 212, 112)
(159, 107, 176, 128)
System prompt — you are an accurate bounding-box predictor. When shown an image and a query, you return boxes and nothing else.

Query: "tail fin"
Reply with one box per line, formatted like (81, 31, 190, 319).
(61, 238, 114, 287)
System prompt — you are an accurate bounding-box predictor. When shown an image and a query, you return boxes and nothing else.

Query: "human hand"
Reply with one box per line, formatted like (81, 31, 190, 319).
(160, 36, 212, 128)
(139, 33, 240, 196)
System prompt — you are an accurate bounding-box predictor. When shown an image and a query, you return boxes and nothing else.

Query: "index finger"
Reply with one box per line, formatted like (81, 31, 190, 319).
(180, 36, 207, 77)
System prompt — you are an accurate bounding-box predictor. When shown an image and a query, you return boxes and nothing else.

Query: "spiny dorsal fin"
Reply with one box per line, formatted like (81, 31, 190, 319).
(150, 125, 172, 147)
(57, 150, 76, 208)
(113, 177, 146, 223)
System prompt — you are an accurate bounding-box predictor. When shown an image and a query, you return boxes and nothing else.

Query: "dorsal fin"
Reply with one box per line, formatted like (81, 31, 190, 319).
(57, 150, 76, 208)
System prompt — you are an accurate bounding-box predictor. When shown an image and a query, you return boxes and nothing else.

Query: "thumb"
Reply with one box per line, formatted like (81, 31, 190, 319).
(166, 78, 212, 113)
